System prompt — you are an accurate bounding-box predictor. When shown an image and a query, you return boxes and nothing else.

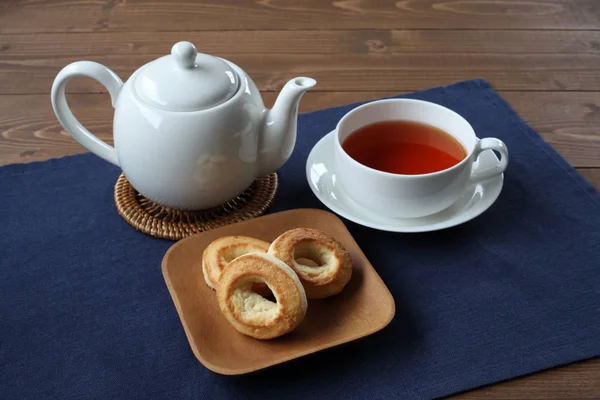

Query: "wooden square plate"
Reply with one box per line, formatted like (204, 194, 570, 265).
(162, 208, 395, 375)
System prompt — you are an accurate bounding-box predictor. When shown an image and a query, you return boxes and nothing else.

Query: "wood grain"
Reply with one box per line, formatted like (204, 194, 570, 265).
(1, 91, 599, 168)
(579, 169, 600, 191)
(2, 0, 600, 33)
(3, 30, 600, 56)
(452, 357, 600, 399)
(1, 0, 599, 397)
(3, 53, 600, 94)
(3, 29, 600, 94)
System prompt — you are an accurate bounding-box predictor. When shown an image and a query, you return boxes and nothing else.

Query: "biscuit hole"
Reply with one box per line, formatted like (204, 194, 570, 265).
(295, 257, 319, 267)
(233, 284, 278, 323)
(293, 242, 330, 268)
(222, 247, 245, 263)
(250, 282, 276, 302)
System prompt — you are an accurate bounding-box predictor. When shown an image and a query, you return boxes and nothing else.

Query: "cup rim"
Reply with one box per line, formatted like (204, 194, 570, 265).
(334, 98, 477, 179)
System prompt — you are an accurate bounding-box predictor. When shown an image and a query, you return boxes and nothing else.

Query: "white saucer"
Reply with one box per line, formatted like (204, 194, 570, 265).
(305, 131, 504, 232)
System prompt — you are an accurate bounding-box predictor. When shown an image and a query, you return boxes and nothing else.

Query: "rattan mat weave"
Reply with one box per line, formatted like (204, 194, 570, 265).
(114, 173, 278, 240)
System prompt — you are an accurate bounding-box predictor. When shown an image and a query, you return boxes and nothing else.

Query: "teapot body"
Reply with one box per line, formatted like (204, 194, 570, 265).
(114, 61, 267, 210)
(51, 41, 315, 211)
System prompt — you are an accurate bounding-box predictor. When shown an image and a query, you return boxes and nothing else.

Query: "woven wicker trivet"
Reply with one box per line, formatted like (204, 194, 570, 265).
(114, 173, 278, 241)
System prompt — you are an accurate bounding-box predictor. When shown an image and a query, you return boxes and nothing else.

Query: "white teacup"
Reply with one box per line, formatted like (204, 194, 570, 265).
(334, 99, 509, 219)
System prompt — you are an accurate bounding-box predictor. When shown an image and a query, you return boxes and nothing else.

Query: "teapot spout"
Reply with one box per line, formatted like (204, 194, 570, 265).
(258, 77, 316, 176)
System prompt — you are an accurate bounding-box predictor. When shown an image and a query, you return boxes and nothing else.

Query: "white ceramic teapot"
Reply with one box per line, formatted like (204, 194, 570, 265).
(51, 41, 316, 210)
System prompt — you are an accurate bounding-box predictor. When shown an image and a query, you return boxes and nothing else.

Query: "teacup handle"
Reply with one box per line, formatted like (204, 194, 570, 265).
(468, 138, 509, 184)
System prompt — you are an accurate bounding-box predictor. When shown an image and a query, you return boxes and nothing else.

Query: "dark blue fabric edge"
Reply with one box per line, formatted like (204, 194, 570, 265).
(3, 79, 598, 210)
(431, 340, 599, 399)
(2, 79, 600, 399)
(474, 79, 600, 208)
(0, 152, 92, 179)
(0, 79, 491, 178)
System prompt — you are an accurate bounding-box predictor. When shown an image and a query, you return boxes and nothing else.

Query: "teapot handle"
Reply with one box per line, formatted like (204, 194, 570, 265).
(51, 61, 123, 166)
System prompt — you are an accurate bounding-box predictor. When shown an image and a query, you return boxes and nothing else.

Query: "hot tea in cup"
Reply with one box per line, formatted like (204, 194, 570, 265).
(333, 99, 509, 219)
(342, 120, 467, 175)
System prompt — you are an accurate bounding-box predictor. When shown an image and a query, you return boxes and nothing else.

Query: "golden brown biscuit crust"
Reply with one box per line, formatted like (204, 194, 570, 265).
(268, 228, 353, 299)
(216, 252, 307, 339)
(201, 236, 270, 294)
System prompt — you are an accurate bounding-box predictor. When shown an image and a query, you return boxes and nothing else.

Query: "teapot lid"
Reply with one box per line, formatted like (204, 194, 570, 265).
(133, 41, 239, 112)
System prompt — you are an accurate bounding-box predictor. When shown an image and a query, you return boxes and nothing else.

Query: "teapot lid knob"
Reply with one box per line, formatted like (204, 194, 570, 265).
(171, 41, 197, 69)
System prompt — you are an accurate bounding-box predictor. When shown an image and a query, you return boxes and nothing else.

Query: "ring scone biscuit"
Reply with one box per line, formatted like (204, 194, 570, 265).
(268, 228, 353, 299)
(216, 252, 308, 339)
(202, 236, 270, 294)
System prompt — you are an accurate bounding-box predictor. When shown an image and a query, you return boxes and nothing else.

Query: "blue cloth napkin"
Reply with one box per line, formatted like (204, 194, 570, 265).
(1, 79, 599, 400)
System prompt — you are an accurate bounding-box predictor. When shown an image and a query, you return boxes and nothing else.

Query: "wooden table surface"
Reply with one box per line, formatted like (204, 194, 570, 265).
(2, 0, 599, 398)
